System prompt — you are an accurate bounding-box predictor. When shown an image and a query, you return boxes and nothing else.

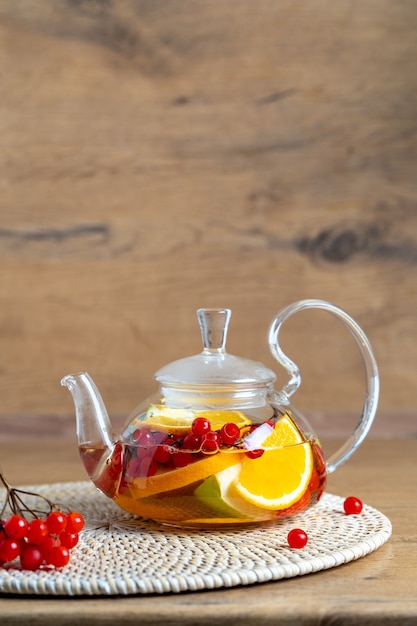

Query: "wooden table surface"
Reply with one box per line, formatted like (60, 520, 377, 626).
(0, 436, 416, 626)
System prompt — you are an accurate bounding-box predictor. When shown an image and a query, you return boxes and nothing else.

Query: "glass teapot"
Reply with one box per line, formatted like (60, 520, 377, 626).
(62, 300, 379, 528)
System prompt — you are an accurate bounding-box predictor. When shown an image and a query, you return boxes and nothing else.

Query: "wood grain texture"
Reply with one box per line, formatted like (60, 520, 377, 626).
(0, 1, 416, 432)
(0, 437, 416, 625)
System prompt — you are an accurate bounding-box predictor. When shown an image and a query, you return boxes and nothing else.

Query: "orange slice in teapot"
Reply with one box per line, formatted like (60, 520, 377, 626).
(126, 449, 242, 499)
(232, 414, 313, 510)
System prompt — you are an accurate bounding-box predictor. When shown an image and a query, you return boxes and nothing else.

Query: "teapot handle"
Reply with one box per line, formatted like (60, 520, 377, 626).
(268, 299, 379, 474)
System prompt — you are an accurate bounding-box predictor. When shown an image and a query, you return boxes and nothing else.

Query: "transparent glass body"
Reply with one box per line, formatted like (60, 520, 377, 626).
(63, 301, 379, 529)
(79, 397, 326, 528)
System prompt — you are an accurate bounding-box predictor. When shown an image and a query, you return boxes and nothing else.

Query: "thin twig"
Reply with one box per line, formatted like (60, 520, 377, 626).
(0, 469, 63, 521)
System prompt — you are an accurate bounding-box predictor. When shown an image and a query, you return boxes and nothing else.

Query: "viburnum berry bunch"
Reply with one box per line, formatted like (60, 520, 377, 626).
(125, 416, 261, 480)
(0, 470, 84, 571)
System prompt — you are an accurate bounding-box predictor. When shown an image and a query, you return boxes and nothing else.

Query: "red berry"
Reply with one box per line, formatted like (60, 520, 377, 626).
(45, 546, 70, 568)
(182, 434, 201, 452)
(308, 468, 321, 493)
(59, 532, 79, 549)
(287, 528, 308, 549)
(154, 444, 172, 464)
(192, 417, 211, 437)
(245, 449, 264, 459)
(133, 428, 154, 447)
(20, 544, 44, 570)
(200, 431, 220, 454)
(3, 514, 28, 540)
(65, 512, 85, 534)
(172, 451, 193, 468)
(220, 422, 240, 445)
(343, 496, 363, 515)
(39, 534, 60, 556)
(0, 538, 21, 562)
(26, 519, 48, 544)
(106, 442, 124, 479)
(46, 511, 67, 535)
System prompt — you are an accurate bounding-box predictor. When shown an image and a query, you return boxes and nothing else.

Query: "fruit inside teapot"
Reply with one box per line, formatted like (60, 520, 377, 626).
(64, 302, 378, 528)
(80, 404, 326, 528)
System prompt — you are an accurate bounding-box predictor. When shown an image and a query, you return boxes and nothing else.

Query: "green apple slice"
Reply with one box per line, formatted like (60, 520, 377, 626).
(194, 464, 270, 521)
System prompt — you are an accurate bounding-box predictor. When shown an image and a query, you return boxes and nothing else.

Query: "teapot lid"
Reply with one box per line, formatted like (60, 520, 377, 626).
(155, 309, 276, 388)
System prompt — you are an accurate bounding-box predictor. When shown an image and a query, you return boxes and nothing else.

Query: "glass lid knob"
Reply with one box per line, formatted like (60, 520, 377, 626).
(197, 308, 231, 353)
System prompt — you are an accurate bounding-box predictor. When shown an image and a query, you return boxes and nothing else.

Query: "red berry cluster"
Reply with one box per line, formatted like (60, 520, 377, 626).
(125, 417, 243, 480)
(0, 471, 84, 571)
(188, 417, 241, 453)
(0, 510, 84, 570)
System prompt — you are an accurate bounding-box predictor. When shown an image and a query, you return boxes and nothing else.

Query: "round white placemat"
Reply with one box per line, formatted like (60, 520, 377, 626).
(0, 481, 391, 596)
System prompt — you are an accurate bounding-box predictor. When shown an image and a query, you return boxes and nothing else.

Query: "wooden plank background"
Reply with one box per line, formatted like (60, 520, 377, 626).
(0, 0, 416, 439)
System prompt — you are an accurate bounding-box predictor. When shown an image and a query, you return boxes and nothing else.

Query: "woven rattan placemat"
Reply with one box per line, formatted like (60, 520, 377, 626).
(0, 481, 391, 596)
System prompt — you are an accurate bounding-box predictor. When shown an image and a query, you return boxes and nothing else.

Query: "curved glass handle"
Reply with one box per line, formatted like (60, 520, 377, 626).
(268, 299, 379, 474)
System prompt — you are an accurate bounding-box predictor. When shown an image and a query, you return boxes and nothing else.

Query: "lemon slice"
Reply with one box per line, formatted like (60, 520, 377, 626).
(142, 405, 251, 435)
(142, 405, 195, 435)
(233, 414, 313, 510)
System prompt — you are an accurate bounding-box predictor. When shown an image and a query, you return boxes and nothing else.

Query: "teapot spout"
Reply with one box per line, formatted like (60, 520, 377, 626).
(61, 372, 115, 451)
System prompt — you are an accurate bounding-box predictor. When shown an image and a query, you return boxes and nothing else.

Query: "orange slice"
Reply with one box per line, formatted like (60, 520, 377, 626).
(197, 409, 251, 431)
(114, 491, 220, 523)
(233, 414, 313, 510)
(127, 449, 242, 499)
(141, 405, 251, 435)
(262, 413, 304, 448)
